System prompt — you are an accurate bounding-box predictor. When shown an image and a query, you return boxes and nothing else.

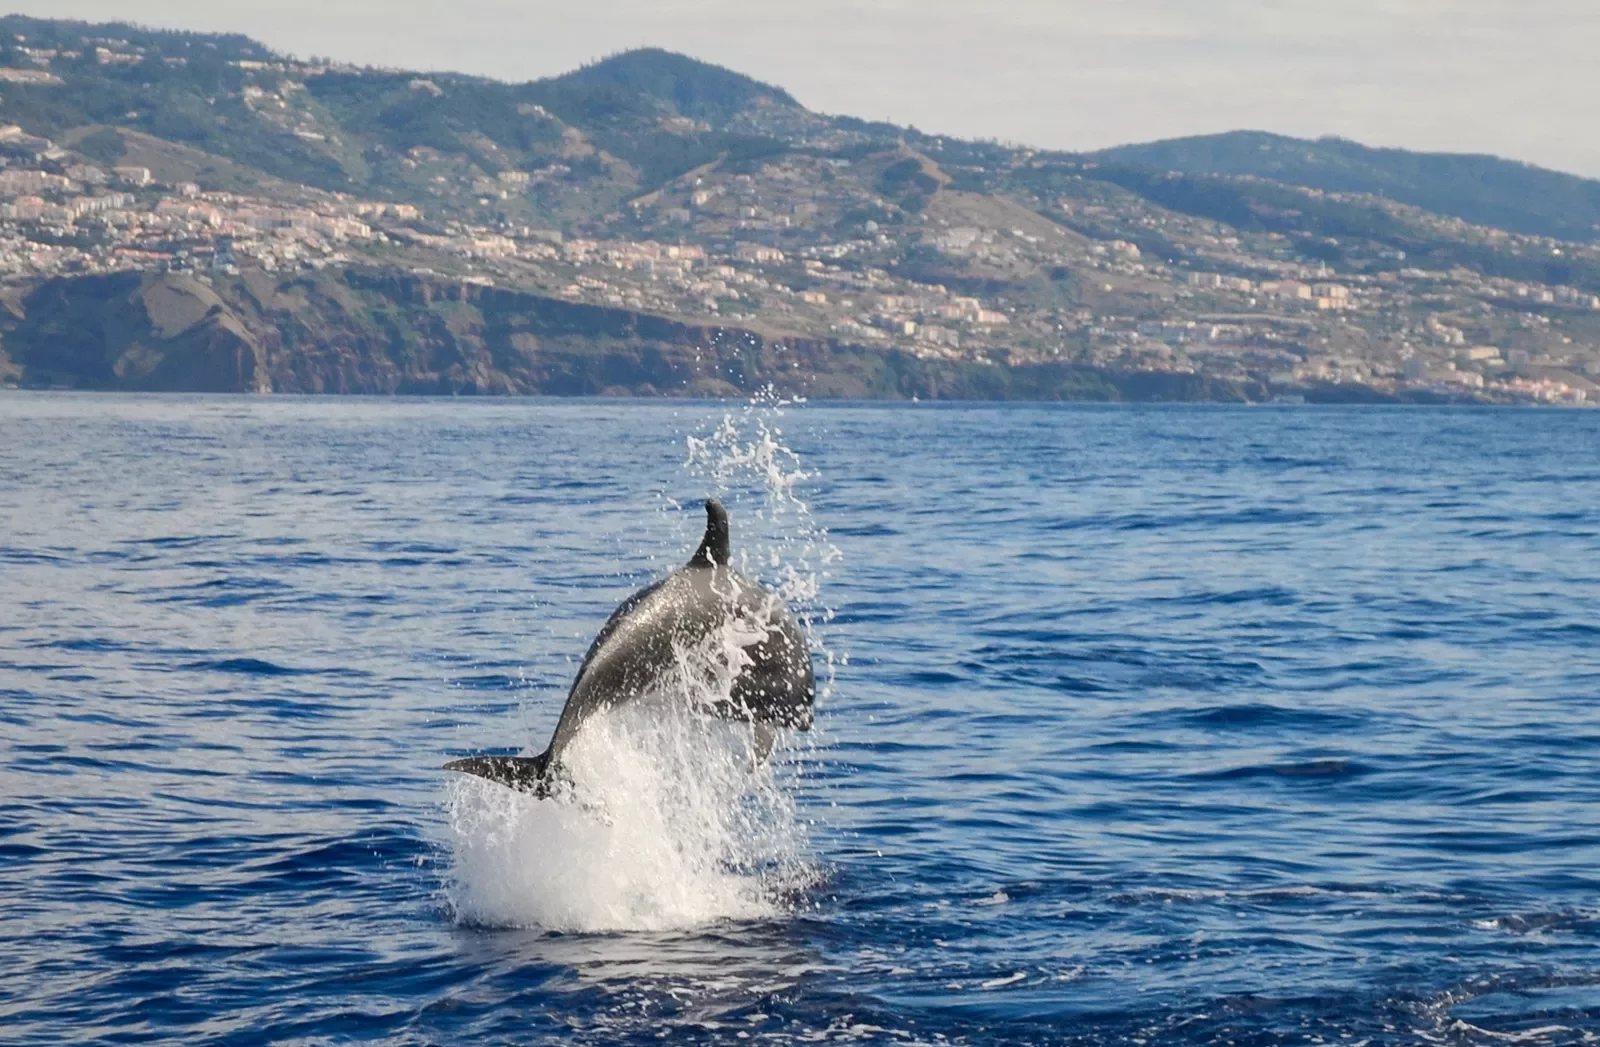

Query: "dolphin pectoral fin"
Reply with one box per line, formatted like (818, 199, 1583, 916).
(751, 722, 778, 764)
(444, 752, 551, 794)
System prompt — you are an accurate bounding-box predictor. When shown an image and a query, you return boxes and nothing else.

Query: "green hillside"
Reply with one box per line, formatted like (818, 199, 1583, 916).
(0, 16, 792, 206)
(1093, 131, 1600, 243)
(1, 15, 1597, 403)
(546, 47, 801, 125)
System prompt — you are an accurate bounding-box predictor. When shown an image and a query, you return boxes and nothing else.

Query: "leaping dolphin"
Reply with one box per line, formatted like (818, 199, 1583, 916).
(445, 498, 815, 794)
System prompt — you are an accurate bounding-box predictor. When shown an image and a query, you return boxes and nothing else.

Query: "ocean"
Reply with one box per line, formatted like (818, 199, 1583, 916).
(1, 393, 1597, 1046)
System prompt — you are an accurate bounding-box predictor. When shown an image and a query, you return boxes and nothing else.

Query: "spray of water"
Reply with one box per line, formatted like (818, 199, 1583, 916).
(445, 390, 838, 933)
(683, 387, 843, 699)
(445, 703, 809, 931)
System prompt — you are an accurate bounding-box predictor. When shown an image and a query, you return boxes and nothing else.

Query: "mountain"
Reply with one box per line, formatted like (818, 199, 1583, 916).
(0, 17, 793, 200)
(0, 17, 1597, 403)
(1093, 131, 1600, 243)
(546, 48, 801, 126)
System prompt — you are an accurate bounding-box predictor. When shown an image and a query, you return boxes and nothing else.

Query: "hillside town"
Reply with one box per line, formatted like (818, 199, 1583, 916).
(0, 31, 1597, 403)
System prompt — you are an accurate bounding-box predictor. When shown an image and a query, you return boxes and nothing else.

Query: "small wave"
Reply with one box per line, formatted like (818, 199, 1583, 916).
(0, 546, 70, 565)
(1473, 911, 1595, 936)
(241, 828, 426, 891)
(451, 672, 529, 692)
(149, 576, 291, 608)
(123, 534, 237, 548)
(1198, 757, 1375, 783)
(30, 637, 136, 653)
(828, 522, 899, 537)
(1157, 585, 1299, 608)
(1174, 702, 1365, 731)
(189, 576, 286, 591)
(1439, 974, 1600, 1043)
(180, 657, 307, 676)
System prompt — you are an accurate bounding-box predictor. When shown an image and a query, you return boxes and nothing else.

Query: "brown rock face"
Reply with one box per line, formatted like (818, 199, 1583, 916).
(5, 267, 850, 397)
(9, 272, 269, 393)
(3, 266, 1266, 402)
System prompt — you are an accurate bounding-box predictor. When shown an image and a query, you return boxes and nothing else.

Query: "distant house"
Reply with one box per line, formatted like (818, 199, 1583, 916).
(0, 68, 65, 85)
(734, 243, 784, 264)
(0, 125, 55, 157)
(1266, 280, 1313, 299)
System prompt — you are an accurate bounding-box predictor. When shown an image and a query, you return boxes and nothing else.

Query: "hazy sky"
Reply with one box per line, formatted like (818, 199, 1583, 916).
(12, 1, 1598, 176)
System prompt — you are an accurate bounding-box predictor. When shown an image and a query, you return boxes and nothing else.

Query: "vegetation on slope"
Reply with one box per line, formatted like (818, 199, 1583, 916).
(1093, 131, 1600, 243)
(546, 47, 801, 125)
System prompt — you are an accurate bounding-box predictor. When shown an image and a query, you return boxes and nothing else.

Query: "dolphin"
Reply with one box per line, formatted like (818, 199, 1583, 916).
(445, 498, 815, 794)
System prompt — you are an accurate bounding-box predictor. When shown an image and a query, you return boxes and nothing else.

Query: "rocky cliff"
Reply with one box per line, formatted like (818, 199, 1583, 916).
(1, 268, 1265, 402)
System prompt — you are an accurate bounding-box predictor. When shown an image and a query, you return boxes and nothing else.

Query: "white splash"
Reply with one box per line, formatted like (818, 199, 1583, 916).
(445, 390, 838, 933)
(683, 386, 843, 697)
(445, 698, 812, 932)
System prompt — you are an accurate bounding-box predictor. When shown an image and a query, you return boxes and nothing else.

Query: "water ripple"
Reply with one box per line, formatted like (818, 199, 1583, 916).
(1, 395, 1598, 1045)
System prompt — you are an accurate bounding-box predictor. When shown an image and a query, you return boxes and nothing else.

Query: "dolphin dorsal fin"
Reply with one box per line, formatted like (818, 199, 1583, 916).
(688, 498, 730, 567)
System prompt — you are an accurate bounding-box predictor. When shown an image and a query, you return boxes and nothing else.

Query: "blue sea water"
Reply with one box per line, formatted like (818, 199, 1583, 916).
(1, 393, 1599, 1046)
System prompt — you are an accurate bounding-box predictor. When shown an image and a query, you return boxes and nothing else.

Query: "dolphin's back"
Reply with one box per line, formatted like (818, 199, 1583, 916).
(544, 564, 813, 768)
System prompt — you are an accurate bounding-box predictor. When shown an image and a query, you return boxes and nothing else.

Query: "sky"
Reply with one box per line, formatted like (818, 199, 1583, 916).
(10, 0, 1599, 177)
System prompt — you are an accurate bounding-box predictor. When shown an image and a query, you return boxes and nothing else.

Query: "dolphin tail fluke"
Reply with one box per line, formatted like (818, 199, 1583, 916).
(443, 751, 551, 794)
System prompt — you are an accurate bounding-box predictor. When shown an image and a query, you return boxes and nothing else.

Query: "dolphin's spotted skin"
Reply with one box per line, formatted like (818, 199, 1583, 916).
(445, 499, 815, 794)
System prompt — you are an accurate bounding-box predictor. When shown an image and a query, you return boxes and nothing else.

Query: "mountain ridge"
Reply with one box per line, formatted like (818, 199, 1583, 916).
(0, 16, 1596, 403)
(547, 47, 802, 124)
(6, 10, 1595, 224)
(1092, 130, 1600, 242)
